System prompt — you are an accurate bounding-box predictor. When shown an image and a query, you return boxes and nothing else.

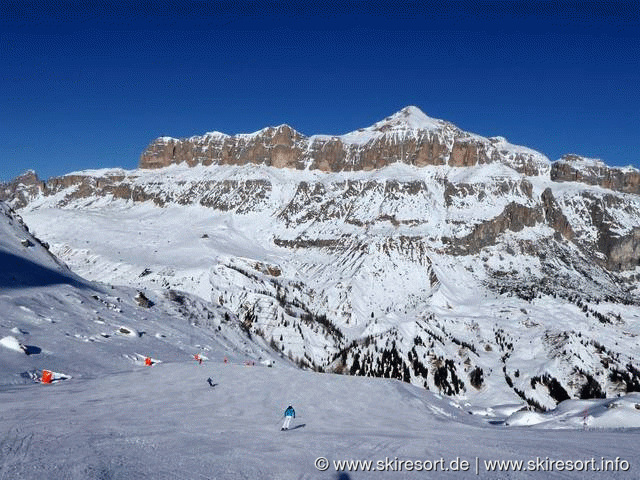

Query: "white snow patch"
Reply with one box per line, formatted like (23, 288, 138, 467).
(506, 394, 640, 429)
(0, 335, 25, 353)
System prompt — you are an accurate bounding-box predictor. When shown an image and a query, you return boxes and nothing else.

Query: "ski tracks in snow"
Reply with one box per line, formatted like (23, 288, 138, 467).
(0, 423, 35, 479)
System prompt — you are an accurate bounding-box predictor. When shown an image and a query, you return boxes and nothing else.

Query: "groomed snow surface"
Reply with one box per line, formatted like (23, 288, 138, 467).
(1, 362, 639, 479)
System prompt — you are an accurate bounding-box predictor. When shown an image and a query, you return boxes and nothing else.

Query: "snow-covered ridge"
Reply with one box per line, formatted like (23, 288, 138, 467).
(138, 107, 639, 189)
(554, 154, 639, 174)
(154, 106, 540, 155)
(556, 154, 608, 169)
(159, 106, 446, 143)
(0, 202, 80, 287)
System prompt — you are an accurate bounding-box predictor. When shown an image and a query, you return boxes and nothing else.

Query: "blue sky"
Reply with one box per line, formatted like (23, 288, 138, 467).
(1, 1, 639, 181)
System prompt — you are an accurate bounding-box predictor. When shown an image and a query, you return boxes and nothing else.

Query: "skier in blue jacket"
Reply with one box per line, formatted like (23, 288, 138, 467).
(281, 405, 295, 431)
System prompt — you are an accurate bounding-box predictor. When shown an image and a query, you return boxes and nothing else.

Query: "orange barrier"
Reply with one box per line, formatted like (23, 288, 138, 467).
(41, 370, 52, 384)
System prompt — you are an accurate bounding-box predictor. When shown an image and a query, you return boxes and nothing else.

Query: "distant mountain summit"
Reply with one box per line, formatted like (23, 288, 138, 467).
(139, 106, 548, 175)
(138, 106, 639, 194)
(361, 105, 446, 132)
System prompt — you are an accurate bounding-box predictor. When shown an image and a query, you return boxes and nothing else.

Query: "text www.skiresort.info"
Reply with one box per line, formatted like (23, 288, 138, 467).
(314, 456, 631, 474)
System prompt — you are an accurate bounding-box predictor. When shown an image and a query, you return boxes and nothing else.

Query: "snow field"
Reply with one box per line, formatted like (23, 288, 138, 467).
(1, 361, 639, 479)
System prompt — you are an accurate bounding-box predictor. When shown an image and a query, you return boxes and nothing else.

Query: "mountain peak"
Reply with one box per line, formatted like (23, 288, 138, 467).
(559, 154, 605, 167)
(366, 105, 444, 133)
(398, 105, 428, 118)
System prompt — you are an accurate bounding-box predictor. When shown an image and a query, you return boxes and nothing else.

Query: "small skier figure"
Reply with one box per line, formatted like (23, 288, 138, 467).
(281, 405, 295, 431)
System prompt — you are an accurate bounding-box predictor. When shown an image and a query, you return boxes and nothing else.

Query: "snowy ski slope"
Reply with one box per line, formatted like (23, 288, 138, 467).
(1, 362, 639, 479)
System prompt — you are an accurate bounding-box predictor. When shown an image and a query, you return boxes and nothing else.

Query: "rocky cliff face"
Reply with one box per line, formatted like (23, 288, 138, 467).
(139, 107, 639, 196)
(4, 106, 640, 408)
(139, 107, 550, 176)
(1, 170, 45, 210)
(551, 155, 640, 195)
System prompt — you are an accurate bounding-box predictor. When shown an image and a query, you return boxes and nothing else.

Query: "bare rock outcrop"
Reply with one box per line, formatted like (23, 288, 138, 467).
(445, 202, 543, 255)
(0, 171, 45, 209)
(605, 228, 640, 271)
(540, 188, 574, 241)
(551, 155, 640, 195)
(141, 125, 308, 171)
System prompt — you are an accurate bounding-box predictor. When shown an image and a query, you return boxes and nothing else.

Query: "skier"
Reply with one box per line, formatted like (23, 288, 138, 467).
(281, 405, 295, 431)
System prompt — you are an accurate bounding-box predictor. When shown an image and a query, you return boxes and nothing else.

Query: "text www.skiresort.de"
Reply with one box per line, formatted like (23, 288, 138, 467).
(314, 456, 631, 474)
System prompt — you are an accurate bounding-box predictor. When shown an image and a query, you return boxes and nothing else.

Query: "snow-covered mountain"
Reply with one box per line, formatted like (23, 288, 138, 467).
(138, 105, 550, 175)
(2, 199, 640, 479)
(2, 106, 640, 410)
